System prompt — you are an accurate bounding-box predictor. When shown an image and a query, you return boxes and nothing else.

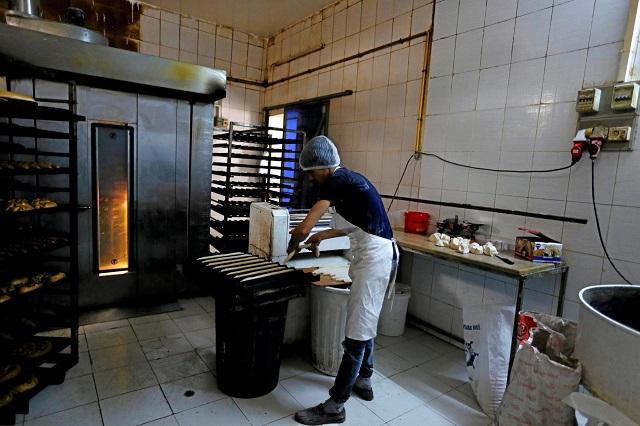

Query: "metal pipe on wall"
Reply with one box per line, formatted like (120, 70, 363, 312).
(380, 194, 588, 224)
(267, 31, 430, 88)
(415, 0, 436, 154)
(415, 31, 431, 154)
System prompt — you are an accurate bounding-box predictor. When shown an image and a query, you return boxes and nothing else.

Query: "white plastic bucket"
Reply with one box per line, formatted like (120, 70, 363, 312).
(310, 284, 350, 376)
(283, 295, 311, 345)
(377, 283, 411, 337)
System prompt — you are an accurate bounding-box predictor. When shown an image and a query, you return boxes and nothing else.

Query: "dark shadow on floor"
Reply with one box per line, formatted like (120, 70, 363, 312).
(79, 301, 182, 325)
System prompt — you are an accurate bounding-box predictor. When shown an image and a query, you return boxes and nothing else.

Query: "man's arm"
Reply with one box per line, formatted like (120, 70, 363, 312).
(287, 199, 331, 253)
(305, 228, 347, 249)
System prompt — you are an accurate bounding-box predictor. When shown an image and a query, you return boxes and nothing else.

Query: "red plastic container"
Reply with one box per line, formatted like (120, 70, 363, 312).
(404, 211, 429, 235)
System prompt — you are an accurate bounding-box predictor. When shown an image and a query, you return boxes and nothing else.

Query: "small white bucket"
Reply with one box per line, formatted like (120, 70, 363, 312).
(377, 283, 411, 337)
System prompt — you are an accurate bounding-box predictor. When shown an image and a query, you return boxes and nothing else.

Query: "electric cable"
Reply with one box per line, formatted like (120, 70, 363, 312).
(416, 151, 578, 173)
(386, 154, 415, 213)
(590, 161, 634, 285)
(386, 150, 578, 212)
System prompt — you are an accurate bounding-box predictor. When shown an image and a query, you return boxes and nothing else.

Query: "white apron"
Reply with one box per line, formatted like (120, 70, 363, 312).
(331, 212, 398, 341)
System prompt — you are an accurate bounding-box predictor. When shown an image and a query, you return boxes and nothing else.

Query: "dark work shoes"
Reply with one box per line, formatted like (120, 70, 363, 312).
(353, 384, 374, 401)
(294, 404, 346, 425)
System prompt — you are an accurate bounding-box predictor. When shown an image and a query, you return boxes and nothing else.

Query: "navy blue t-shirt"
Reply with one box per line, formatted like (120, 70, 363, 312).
(318, 167, 393, 239)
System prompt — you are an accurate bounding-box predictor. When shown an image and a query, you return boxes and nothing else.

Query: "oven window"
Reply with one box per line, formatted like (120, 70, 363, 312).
(92, 123, 134, 274)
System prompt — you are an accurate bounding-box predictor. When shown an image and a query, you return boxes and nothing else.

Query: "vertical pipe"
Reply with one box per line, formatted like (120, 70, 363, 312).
(415, 29, 434, 153)
(68, 80, 79, 361)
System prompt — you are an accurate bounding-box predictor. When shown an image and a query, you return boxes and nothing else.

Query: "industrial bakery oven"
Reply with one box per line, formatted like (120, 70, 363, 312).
(0, 23, 226, 310)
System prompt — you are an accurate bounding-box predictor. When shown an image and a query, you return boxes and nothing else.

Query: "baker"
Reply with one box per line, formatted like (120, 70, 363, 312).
(287, 135, 398, 425)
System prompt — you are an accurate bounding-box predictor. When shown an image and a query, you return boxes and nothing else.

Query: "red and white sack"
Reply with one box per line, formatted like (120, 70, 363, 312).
(495, 340, 582, 425)
(462, 304, 514, 419)
(517, 311, 578, 355)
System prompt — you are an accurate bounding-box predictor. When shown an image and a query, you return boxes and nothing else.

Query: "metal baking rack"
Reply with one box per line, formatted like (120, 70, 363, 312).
(210, 122, 306, 253)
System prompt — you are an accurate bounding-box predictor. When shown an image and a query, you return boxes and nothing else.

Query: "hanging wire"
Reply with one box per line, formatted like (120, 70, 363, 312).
(416, 151, 578, 173)
(590, 161, 634, 285)
(386, 154, 415, 213)
(386, 151, 579, 212)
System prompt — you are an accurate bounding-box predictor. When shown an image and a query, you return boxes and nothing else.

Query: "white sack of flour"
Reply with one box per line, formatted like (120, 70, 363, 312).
(463, 304, 514, 419)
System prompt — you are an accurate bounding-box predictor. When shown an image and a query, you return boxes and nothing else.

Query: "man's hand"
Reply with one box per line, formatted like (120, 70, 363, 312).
(287, 228, 309, 254)
(286, 200, 331, 254)
(306, 229, 347, 249)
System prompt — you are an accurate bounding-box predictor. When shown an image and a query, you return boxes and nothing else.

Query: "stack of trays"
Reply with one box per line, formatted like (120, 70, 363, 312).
(186, 252, 317, 309)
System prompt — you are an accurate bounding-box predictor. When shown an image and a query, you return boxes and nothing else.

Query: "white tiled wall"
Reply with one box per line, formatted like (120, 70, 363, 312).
(261, 0, 640, 339)
(418, 0, 640, 332)
(141, 0, 639, 339)
(139, 6, 266, 126)
(265, 0, 434, 214)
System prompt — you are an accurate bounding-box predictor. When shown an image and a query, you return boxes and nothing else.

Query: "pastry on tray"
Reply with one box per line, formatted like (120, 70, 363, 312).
(30, 198, 58, 209)
(18, 281, 43, 295)
(15, 340, 52, 360)
(15, 317, 37, 329)
(0, 392, 13, 409)
(0, 90, 35, 102)
(1, 277, 27, 296)
(0, 364, 21, 384)
(12, 375, 38, 393)
(32, 272, 66, 284)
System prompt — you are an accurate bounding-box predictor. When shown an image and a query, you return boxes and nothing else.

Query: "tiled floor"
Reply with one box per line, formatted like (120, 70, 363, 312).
(16, 297, 495, 426)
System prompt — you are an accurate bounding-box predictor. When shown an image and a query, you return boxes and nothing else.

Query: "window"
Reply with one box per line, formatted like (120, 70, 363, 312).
(267, 102, 328, 208)
(91, 123, 134, 274)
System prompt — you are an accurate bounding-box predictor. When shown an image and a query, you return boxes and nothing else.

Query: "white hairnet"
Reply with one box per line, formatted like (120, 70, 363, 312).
(299, 136, 340, 171)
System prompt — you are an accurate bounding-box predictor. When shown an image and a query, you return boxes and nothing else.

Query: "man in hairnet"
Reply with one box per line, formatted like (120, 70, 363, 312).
(288, 136, 398, 425)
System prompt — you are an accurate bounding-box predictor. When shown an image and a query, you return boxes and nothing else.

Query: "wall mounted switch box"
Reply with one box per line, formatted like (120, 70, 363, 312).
(576, 88, 601, 113)
(576, 84, 637, 152)
(611, 83, 639, 110)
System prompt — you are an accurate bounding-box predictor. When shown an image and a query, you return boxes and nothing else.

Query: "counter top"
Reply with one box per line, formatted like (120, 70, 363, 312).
(393, 229, 564, 277)
(394, 229, 569, 382)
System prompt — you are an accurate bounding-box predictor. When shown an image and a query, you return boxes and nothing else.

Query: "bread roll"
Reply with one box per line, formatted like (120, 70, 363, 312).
(13, 376, 38, 393)
(0, 364, 21, 384)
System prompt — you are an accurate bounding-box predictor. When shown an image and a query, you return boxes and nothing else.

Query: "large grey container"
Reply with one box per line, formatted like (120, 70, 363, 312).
(311, 285, 350, 376)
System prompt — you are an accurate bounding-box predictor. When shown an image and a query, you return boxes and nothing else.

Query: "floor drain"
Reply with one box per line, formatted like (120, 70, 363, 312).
(184, 390, 195, 397)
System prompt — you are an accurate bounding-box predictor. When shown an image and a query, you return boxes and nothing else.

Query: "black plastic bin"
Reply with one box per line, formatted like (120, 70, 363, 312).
(215, 299, 288, 398)
(184, 253, 317, 398)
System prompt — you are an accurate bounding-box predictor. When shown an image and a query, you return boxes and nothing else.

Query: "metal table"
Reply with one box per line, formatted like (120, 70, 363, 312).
(393, 230, 569, 379)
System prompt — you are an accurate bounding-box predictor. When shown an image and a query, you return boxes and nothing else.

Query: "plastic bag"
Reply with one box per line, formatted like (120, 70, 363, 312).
(462, 304, 515, 419)
(496, 312, 582, 426)
(563, 393, 639, 426)
(517, 311, 578, 359)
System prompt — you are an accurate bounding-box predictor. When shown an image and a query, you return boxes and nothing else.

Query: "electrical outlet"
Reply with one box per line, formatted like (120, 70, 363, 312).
(608, 126, 632, 142)
(214, 117, 229, 128)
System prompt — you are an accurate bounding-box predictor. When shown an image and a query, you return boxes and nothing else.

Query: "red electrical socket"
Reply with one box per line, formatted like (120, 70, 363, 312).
(588, 138, 604, 159)
(571, 140, 588, 161)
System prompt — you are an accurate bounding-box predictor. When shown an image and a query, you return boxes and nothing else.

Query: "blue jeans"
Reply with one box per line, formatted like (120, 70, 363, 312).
(328, 337, 374, 404)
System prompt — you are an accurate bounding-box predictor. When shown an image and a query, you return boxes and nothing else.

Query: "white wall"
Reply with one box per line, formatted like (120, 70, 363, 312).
(265, 0, 432, 211)
(417, 0, 640, 340)
(265, 0, 640, 341)
(140, 0, 640, 342)
(139, 6, 266, 125)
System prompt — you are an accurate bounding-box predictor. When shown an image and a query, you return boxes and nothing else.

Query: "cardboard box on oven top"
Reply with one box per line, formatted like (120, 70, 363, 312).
(514, 230, 562, 263)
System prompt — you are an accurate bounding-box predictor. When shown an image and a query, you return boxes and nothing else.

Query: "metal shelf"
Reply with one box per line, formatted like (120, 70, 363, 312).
(210, 122, 305, 253)
(0, 98, 85, 122)
(0, 82, 81, 424)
